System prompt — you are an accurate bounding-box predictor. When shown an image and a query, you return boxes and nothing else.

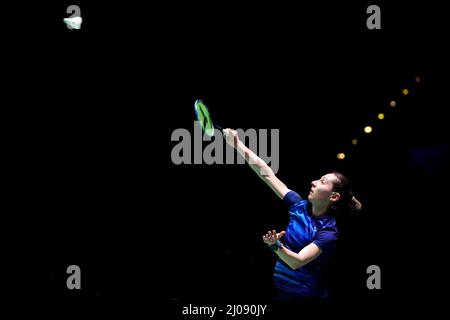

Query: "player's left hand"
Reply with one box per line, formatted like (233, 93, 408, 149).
(262, 230, 286, 246)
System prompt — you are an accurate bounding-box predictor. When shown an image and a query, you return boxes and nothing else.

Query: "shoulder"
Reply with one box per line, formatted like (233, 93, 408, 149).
(283, 190, 306, 210)
(313, 218, 338, 248)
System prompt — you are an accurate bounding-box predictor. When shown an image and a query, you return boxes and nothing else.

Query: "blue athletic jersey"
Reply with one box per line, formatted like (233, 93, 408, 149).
(274, 191, 338, 298)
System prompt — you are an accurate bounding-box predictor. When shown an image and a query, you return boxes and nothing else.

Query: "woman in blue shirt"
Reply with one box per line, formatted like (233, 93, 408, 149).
(223, 128, 362, 301)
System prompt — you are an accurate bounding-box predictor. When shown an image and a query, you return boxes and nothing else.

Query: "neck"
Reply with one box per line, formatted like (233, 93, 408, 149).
(311, 202, 329, 217)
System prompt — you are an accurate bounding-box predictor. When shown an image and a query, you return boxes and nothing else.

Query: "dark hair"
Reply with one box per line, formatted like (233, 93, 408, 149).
(328, 172, 362, 217)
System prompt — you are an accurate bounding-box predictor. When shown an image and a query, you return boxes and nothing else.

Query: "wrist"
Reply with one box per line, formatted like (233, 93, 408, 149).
(269, 240, 283, 252)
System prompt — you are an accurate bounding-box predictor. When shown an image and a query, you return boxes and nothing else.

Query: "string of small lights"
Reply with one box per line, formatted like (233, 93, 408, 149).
(336, 75, 421, 161)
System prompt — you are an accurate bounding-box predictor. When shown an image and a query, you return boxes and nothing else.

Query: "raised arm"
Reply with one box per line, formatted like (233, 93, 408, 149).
(223, 128, 289, 199)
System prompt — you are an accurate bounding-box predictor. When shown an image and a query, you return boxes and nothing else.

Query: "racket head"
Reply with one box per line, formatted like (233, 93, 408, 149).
(194, 99, 215, 137)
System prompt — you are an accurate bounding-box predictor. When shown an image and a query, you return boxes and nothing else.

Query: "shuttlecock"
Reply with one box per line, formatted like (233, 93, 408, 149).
(63, 16, 82, 29)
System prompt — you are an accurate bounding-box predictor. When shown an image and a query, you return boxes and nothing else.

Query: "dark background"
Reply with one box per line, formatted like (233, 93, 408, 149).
(6, 1, 448, 318)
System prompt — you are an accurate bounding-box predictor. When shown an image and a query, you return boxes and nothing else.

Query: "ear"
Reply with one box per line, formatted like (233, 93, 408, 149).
(330, 192, 341, 203)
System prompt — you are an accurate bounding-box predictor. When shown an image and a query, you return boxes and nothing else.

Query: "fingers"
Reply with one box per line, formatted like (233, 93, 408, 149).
(277, 231, 286, 239)
(224, 128, 237, 137)
(223, 129, 239, 148)
(223, 128, 232, 141)
(262, 230, 279, 244)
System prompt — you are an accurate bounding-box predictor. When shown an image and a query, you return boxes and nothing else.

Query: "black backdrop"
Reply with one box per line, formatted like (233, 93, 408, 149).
(6, 1, 449, 318)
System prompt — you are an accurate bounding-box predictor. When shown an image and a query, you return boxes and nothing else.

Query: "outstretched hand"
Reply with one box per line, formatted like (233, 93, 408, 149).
(262, 230, 286, 246)
(223, 128, 240, 148)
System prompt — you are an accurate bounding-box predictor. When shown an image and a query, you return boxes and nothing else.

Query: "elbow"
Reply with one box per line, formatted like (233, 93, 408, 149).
(260, 172, 277, 186)
(289, 260, 304, 270)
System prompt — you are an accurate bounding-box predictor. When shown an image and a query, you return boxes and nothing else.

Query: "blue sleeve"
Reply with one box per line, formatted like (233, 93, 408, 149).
(283, 190, 302, 209)
(312, 227, 338, 252)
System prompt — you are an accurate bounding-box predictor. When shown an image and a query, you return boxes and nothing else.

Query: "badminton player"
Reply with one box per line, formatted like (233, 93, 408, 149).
(223, 128, 362, 301)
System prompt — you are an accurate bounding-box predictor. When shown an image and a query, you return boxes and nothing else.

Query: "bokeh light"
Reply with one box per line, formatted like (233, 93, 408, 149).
(364, 126, 373, 134)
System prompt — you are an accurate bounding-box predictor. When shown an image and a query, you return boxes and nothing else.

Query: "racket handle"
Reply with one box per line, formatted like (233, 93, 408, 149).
(214, 124, 223, 131)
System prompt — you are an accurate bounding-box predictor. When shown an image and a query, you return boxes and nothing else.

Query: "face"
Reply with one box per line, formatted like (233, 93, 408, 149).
(308, 173, 340, 204)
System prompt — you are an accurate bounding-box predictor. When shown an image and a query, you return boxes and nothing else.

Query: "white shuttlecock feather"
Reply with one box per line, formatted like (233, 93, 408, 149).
(63, 16, 82, 29)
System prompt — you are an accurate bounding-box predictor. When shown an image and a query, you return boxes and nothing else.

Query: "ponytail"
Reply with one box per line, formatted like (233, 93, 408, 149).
(350, 196, 362, 213)
(328, 172, 362, 217)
